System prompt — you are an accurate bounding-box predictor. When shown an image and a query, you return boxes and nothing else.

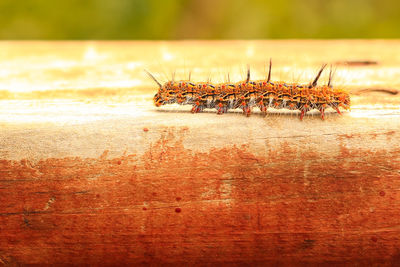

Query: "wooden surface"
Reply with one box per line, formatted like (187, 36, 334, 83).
(0, 40, 400, 265)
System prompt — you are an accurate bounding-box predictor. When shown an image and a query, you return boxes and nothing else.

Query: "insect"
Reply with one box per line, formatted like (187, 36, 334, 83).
(146, 61, 350, 120)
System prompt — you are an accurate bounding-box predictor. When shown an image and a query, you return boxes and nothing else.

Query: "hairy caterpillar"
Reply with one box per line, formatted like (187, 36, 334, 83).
(147, 61, 350, 120)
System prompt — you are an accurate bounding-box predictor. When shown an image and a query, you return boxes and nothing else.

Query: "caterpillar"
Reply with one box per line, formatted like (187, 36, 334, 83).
(147, 61, 350, 120)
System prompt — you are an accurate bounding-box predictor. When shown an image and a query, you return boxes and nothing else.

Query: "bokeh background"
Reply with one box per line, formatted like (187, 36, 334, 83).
(0, 0, 399, 39)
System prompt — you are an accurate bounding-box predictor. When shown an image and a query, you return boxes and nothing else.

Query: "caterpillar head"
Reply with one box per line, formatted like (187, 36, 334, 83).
(145, 70, 179, 107)
(153, 81, 178, 106)
(153, 91, 164, 107)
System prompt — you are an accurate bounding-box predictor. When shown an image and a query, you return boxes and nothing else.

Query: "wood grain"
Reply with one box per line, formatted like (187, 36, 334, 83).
(0, 41, 399, 265)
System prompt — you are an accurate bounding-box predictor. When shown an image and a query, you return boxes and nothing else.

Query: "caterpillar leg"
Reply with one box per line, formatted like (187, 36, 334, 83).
(242, 106, 251, 117)
(191, 100, 204, 113)
(191, 106, 199, 113)
(191, 105, 203, 113)
(246, 107, 251, 117)
(240, 100, 251, 116)
(216, 103, 226, 115)
(335, 107, 342, 115)
(319, 108, 325, 120)
(300, 104, 311, 120)
(259, 105, 267, 116)
(300, 110, 306, 120)
(258, 99, 268, 116)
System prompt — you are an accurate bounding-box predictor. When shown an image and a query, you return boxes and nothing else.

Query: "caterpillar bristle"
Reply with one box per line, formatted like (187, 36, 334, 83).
(328, 64, 338, 88)
(149, 61, 350, 120)
(267, 58, 272, 83)
(172, 71, 176, 82)
(246, 65, 251, 83)
(144, 69, 162, 88)
(311, 64, 327, 87)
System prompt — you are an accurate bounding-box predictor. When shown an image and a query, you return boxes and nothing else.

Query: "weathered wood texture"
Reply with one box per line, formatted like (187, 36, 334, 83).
(0, 41, 400, 265)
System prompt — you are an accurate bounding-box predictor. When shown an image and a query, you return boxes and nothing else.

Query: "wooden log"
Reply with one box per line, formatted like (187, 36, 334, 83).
(0, 41, 399, 265)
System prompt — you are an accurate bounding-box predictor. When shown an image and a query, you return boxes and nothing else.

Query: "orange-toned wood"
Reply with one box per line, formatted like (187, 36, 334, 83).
(0, 41, 399, 265)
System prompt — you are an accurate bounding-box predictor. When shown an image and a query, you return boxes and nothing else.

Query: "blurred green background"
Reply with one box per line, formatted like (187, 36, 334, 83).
(0, 0, 399, 39)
